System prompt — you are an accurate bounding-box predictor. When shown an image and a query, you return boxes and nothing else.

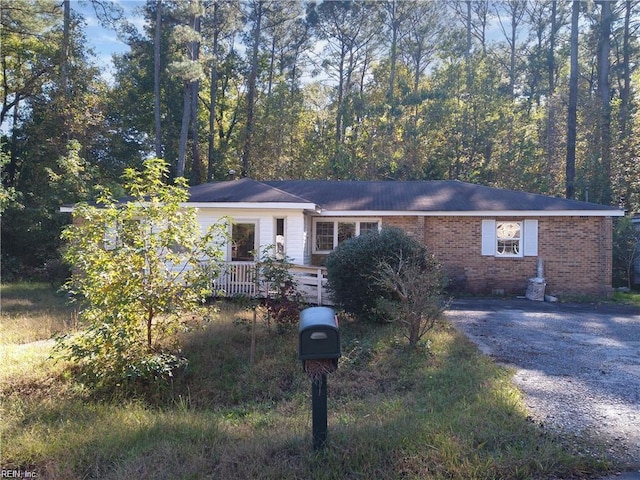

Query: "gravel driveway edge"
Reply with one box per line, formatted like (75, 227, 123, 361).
(446, 298, 640, 475)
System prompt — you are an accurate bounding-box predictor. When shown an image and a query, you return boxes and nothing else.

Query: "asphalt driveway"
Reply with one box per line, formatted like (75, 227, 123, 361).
(445, 298, 640, 471)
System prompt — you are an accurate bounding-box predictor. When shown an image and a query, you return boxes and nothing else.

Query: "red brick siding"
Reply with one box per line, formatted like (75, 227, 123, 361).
(383, 216, 425, 240)
(382, 216, 613, 297)
(536, 217, 613, 296)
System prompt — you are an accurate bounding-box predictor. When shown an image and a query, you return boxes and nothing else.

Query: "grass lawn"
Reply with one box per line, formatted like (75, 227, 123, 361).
(1, 283, 615, 479)
(612, 289, 640, 306)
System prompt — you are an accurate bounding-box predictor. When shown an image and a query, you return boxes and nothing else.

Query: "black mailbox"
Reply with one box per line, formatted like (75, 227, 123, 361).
(298, 307, 341, 361)
(298, 306, 340, 450)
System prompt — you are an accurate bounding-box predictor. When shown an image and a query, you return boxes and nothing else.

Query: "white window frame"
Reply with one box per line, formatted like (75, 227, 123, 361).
(274, 217, 286, 259)
(312, 218, 381, 253)
(496, 221, 522, 257)
(229, 220, 259, 261)
(482, 219, 538, 258)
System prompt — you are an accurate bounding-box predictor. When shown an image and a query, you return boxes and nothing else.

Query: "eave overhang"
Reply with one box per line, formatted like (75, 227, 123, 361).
(315, 209, 625, 217)
(184, 202, 318, 211)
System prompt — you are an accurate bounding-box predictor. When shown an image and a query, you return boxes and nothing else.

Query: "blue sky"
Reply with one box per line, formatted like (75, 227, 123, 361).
(74, 0, 145, 81)
(73, 0, 514, 85)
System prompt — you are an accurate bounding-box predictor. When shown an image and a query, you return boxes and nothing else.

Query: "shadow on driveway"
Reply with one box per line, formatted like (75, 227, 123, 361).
(446, 298, 640, 472)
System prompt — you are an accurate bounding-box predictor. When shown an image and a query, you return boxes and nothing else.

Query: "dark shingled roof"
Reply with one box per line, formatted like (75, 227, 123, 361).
(188, 178, 312, 204)
(188, 178, 622, 213)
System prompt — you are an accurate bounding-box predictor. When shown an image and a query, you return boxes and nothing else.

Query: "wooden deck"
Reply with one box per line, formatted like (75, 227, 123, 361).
(213, 262, 332, 305)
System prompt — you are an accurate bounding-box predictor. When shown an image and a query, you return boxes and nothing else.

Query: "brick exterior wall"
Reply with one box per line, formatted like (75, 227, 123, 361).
(381, 215, 613, 297)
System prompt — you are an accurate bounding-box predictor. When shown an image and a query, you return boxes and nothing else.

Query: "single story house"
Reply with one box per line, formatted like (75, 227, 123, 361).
(187, 178, 624, 298)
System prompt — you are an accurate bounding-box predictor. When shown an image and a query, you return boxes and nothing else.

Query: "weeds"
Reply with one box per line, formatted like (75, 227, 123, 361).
(612, 290, 640, 306)
(1, 283, 614, 479)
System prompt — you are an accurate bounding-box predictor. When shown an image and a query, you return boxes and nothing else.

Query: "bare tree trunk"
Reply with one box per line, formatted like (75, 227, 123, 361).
(177, 82, 191, 178)
(61, 0, 71, 141)
(207, 9, 220, 182)
(495, 0, 526, 97)
(545, 0, 557, 179)
(147, 307, 153, 350)
(548, 0, 557, 94)
(386, 0, 398, 107)
(176, 3, 202, 179)
(7, 96, 20, 185)
(597, 0, 612, 204)
(62, 0, 70, 98)
(465, 0, 472, 92)
(241, 0, 263, 178)
(565, 0, 579, 199)
(190, 80, 201, 182)
(335, 47, 345, 148)
(620, 0, 631, 136)
(154, 0, 163, 159)
(190, 14, 202, 183)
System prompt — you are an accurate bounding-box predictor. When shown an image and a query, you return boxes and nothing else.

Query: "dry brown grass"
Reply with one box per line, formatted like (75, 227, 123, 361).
(1, 282, 75, 344)
(0, 284, 616, 480)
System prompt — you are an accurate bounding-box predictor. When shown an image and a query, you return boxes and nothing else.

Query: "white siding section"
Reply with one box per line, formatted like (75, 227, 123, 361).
(303, 214, 312, 264)
(284, 213, 306, 264)
(195, 208, 307, 264)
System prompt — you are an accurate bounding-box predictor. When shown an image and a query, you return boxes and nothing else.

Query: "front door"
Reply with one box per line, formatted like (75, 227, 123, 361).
(232, 223, 256, 261)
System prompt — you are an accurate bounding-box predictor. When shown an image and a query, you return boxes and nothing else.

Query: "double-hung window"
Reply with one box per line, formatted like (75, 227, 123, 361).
(313, 218, 380, 253)
(496, 221, 521, 256)
(482, 219, 538, 257)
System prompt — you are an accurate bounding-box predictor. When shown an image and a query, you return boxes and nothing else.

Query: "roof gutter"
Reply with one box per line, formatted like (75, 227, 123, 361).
(184, 202, 319, 210)
(316, 209, 625, 217)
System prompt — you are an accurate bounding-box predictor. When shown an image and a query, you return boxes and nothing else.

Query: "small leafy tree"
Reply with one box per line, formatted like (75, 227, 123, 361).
(372, 251, 450, 347)
(257, 245, 303, 331)
(54, 158, 228, 391)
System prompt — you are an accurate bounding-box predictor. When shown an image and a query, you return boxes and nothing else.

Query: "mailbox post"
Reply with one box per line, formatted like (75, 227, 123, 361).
(298, 306, 341, 450)
(311, 372, 327, 449)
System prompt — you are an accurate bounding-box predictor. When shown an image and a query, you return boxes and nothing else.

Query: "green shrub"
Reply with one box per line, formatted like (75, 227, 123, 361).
(325, 227, 427, 321)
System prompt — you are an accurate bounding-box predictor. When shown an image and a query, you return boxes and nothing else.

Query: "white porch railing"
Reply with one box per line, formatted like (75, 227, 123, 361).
(213, 261, 260, 297)
(290, 265, 332, 306)
(212, 262, 332, 305)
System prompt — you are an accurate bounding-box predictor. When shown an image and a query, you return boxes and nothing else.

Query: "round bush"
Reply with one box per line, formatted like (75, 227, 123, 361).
(325, 227, 427, 321)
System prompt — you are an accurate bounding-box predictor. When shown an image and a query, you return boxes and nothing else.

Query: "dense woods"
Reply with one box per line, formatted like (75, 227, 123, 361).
(2, 0, 640, 277)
